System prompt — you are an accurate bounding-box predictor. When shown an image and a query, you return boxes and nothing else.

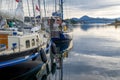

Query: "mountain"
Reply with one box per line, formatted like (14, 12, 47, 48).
(80, 15, 91, 20)
(79, 15, 115, 24)
(71, 18, 79, 22)
(69, 15, 116, 24)
(70, 18, 80, 24)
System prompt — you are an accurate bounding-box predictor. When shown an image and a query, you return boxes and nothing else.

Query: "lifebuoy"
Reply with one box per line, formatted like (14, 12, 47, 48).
(40, 48, 47, 63)
(51, 42, 57, 55)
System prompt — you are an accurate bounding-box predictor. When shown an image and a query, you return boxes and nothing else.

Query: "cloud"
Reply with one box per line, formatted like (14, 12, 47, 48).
(64, 51, 120, 70)
(65, 0, 120, 10)
(4, 0, 120, 18)
(63, 51, 120, 80)
(62, 0, 120, 18)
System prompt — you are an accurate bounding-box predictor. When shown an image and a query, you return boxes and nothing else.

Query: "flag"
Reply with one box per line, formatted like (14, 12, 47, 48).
(36, 5, 40, 11)
(15, 0, 19, 2)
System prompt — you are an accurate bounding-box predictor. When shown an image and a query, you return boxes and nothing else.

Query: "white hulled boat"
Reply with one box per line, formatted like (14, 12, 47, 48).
(0, 0, 50, 65)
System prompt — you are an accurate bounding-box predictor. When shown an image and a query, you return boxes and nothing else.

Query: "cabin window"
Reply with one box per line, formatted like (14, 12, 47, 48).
(36, 36, 39, 43)
(26, 40, 30, 48)
(32, 39, 35, 46)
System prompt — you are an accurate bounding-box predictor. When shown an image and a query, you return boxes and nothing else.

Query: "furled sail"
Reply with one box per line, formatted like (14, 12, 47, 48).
(0, 0, 24, 22)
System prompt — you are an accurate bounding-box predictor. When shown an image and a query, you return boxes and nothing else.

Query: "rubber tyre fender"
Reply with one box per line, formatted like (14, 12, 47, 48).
(41, 75, 47, 80)
(51, 42, 57, 55)
(46, 43, 49, 54)
(51, 63, 57, 75)
(40, 48, 47, 63)
(46, 63, 50, 75)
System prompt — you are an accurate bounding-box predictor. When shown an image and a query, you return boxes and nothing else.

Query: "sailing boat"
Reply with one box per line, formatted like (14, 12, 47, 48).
(46, 1, 73, 80)
(50, 0, 73, 43)
(0, 0, 51, 67)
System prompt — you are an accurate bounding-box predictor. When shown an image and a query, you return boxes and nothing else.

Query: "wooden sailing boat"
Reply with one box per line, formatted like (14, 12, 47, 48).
(0, 0, 51, 67)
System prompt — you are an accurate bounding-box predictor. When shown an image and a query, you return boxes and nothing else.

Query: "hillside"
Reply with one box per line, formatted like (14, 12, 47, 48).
(70, 15, 116, 24)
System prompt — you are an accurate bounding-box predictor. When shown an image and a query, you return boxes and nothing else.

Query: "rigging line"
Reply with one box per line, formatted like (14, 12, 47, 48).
(27, 0, 32, 24)
(14, 2, 17, 8)
(52, 0, 55, 14)
(10, 0, 12, 10)
(61, 57, 63, 80)
(64, 59, 68, 80)
(32, 0, 36, 25)
(9, 0, 11, 11)
(55, 0, 57, 12)
(43, 0, 46, 17)
(64, 0, 68, 19)
(13, 0, 16, 11)
(68, 52, 72, 80)
(7, 0, 10, 14)
(69, 0, 72, 19)
(45, 0, 48, 16)
(60, 0, 64, 19)
(0, 0, 2, 9)
(55, 69, 57, 80)
(0, 1, 1, 9)
(58, 57, 63, 80)
(10, 0, 12, 11)
(38, 0, 42, 22)
(27, 0, 31, 17)
(59, 69, 61, 80)
(6, 0, 8, 10)
(12, 0, 14, 11)
(54, 0, 59, 12)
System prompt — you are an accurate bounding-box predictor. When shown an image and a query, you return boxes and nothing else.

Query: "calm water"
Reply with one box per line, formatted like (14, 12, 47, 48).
(3, 24, 120, 80)
(63, 24, 120, 80)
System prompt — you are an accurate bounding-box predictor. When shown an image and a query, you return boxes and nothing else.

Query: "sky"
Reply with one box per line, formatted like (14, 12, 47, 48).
(61, 0, 120, 19)
(1, 0, 120, 19)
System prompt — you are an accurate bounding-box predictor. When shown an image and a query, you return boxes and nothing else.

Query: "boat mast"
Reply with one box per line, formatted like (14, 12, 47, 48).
(0, 0, 2, 9)
(43, 0, 46, 17)
(38, 0, 42, 21)
(60, 0, 63, 19)
(27, 0, 31, 17)
(55, 0, 57, 12)
(27, 0, 32, 24)
(32, 0, 36, 25)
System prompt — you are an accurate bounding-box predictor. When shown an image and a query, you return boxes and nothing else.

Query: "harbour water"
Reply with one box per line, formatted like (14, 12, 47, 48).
(63, 24, 120, 80)
(1, 24, 120, 80)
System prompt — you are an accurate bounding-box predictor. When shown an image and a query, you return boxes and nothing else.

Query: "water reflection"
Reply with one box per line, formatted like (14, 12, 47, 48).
(1, 24, 120, 80)
(63, 24, 120, 80)
(114, 25, 120, 29)
(80, 24, 106, 31)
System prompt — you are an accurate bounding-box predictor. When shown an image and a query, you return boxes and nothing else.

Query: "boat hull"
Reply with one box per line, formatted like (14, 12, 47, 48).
(51, 31, 73, 42)
(0, 47, 38, 61)
(0, 58, 46, 80)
